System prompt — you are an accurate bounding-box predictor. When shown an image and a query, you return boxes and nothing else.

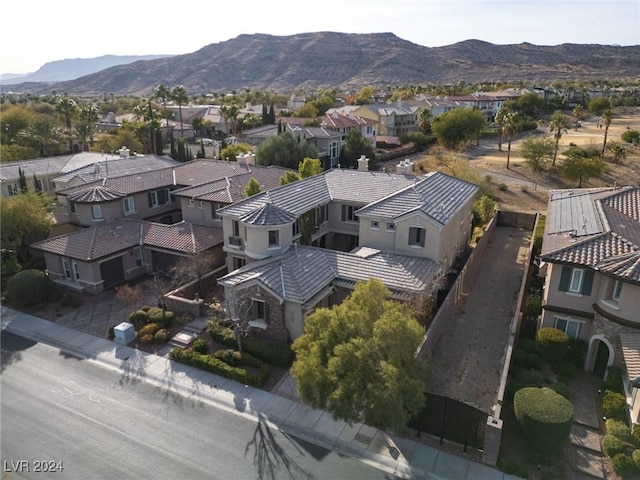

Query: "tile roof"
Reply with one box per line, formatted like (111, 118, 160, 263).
(53, 155, 181, 184)
(619, 334, 640, 381)
(67, 185, 126, 203)
(356, 171, 479, 225)
(218, 245, 441, 304)
(31, 219, 223, 261)
(541, 186, 640, 283)
(0, 152, 120, 181)
(240, 202, 297, 226)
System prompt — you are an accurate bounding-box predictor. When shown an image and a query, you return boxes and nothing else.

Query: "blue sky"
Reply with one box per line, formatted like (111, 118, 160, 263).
(2, 0, 639, 74)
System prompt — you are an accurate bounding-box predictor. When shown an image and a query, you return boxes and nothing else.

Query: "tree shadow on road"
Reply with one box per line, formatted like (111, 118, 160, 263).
(245, 411, 315, 480)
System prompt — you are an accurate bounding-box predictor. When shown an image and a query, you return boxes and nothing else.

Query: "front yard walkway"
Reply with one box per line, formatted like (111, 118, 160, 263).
(424, 226, 531, 414)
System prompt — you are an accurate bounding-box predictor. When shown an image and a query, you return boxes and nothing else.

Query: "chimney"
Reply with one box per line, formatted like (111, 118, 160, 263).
(246, 152, 256, 166)
(357, 155, 369, 172)
(236, 153, 246, 166)
(119, 146, 130, 158)
(396, 159, 414, 175)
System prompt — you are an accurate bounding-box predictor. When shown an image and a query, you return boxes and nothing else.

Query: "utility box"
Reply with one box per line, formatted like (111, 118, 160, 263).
(113, 322, 136, 345)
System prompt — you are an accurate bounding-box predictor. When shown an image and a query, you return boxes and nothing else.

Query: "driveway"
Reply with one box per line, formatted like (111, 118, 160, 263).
(424, 226, 531, 414)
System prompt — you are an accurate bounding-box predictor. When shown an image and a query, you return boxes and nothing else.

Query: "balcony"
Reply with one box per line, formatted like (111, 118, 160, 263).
(228, 236, 243, 248)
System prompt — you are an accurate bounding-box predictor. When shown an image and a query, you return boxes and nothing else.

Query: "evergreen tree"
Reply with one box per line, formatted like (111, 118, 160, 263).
(18, 167, 27, 193)
(33, 173, 41, 193)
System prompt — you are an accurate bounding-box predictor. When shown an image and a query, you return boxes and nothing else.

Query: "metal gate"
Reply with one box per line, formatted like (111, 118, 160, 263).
(496, 211, 537, 230)
(407, 393, 488, 450)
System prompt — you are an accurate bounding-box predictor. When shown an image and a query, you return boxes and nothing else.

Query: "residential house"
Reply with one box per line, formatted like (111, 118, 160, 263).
(538, 186, 640, 422)
(320, 112, 377, 148)
(35, 159, 291, 293)
(352, 102, 419, 142)
(216, 161, 478, 341)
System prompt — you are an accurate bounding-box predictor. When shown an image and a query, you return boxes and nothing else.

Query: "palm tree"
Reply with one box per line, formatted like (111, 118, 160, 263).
(572, 105, 583, 130)
(55, 95, 78, 129)
(417, 108, 432, 134)
(601, 109, 614, 155)
(19, 117, 65, 157)
(132, 101, 162, 154)
(154, 84, 172, 140)
(495, 107, 508, 152)
(171, 85, 189, 139)
(548, 111, 570, 166)
(76, 104, 99, 151)
(502, 112, 518, 170)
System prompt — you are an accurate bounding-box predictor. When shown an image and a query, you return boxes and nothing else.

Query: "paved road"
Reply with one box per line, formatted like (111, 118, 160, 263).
(1, 332, 395, 480)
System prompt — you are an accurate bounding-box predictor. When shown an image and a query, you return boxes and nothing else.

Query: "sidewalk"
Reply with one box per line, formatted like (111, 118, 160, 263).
(1, 306, 523, 480)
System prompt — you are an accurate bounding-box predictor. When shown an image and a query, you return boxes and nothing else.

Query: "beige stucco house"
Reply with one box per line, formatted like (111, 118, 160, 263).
(538, 186, 640, 423)
(217, 161, 478, 341)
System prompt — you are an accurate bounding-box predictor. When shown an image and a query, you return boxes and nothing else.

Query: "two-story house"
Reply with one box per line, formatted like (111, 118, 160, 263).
(32, 159, 290, 293)
(538, 186, 640, 422)
(216, 160, 478, 342)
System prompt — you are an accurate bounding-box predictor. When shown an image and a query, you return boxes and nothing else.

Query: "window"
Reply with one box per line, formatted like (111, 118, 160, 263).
(148, 189, 170, 208)
(72, 261, 80, 280)
(92, 204, 103, 220)
(559, 266, 594, 296)
(188, 198, 195, 207)
(123, 196, 136, 215)
(409, 226, 426, 247)
(370, 220, 379, 230)
(62, 258, 71, 279)
(293, 220, 300, 237)
(341, 205, 357, 222)
(366, 126, 373, 135)
(315, 205, 328, 226)
(199, 201, 205, 209)
(69, 201, 77, 214)
(249, 298, 268, 329)
(134, 247, 143, 267)
(268, 230, 279, 248)
(612, 280, 622, 302)
(554, 317, 581, 339)
(386, 222, 395, 232)
(232, 220, 240, 237)
(329, 141, 339, 159)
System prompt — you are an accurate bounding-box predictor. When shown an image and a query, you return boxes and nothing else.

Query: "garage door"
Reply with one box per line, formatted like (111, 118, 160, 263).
(100, 257, 125, 289)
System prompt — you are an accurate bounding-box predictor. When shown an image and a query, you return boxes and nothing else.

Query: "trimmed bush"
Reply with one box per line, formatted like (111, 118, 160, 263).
(169, 349, 268, 387)
(192, 338, 208, 354)
(557, 360, 577, 380)
(536, 327, 568, 363)
(513, 387, 574, 455)
(525, 353, 542, 370)
(524, 298, 542, 318)
(139, 334, 154, 344)
(553, 380, 569, 399)
(632, 427, 640, 449)
(129, 310, 149, 330)
(138, 322, 160, 337)
(147, 307, 174, 328)
(522, 369, 545, 387)
(505, 381, 523, 402)
(519, 338, 537, 354)
(140, 305, 152, 312)
(602, 390, 627, 421)
(603, 366, 625, 394)
(612, 453, 636, 477)
(565, 338, 588, 369)
(7, 269, 55, 307)
(512, 348, 527, 367)
(633, 449, 640, 470)
(621, 129, 640, 144)
(209, 320, 237, 347)
(154, 329, 170, 343)
(606, 419, 632, 442)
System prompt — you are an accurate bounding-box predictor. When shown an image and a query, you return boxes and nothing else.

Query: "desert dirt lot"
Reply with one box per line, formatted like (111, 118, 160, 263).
(398, 107, 640, 214)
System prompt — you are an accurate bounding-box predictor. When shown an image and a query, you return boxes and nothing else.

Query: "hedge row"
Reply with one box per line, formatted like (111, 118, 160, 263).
(170, 348, 269, 387)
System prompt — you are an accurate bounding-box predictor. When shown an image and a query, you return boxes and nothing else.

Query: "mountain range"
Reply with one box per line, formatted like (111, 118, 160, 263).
(4, 32, 640, 96)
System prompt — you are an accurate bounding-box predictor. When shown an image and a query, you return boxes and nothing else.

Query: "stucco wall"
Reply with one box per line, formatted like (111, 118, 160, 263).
(243, 224, 293, 260)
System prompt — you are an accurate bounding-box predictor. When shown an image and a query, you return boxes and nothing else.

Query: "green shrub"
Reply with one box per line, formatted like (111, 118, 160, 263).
(209, 320, 237, 347)
(513, 387, 574, 455)
(138, 322, 160, 337)
(214, 349, 265, 369)
(497, 182, 508, 191)
(519, 338, 537, 354)
(524, 298, 543, 318)
(140, 305, 152, 312)
(553, 380, 569, 399)
(621, 129, 640, 144)
(147, 307, 174, 328)
(128, 310, 149, 330)
(399, 131, 433, 147)
(192, 338, 208, 354)
(607, 419, 632, 442)
(154, 329, 170, 343)
(170, 349, 268, 387)
(557, 360, 577, 380)
(602, 390, 628, 421)
(243, 337, 294, 368)
(536, 327, 568, 363)
(139, 333, 154, 344)
(60, 293, 82, 308)
(522, 369, 545, 387)
(632, 427, 640, 448)
(612, 453, 636, 477)
(633, 449, 640, 470)
(525, 353, 542, 370)
(512, 348, 527, 367)
(108, 327, 115, 340)
(603, 366, 625, 394)
(7, 269, 56, 307)
(505, 381, 523, 402)
(565, 338, 588, 368)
